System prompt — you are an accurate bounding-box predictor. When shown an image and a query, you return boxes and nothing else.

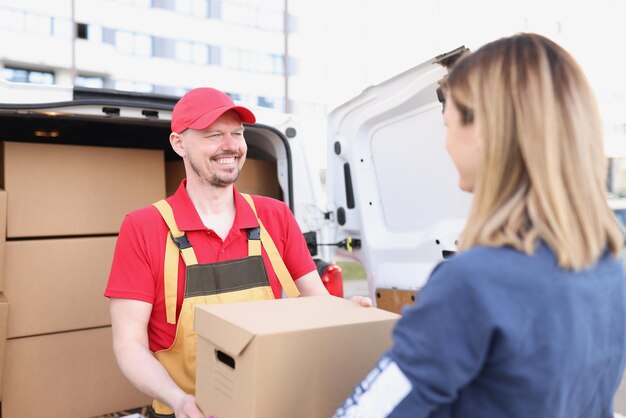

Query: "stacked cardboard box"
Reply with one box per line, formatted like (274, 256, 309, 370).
(0, 141, 163, 417)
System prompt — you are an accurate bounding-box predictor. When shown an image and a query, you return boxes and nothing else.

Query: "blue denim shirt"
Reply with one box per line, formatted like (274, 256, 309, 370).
(335, 244, 626, 418)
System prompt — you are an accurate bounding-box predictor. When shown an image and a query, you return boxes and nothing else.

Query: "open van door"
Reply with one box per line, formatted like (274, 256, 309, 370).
(326, 47, 472, 313)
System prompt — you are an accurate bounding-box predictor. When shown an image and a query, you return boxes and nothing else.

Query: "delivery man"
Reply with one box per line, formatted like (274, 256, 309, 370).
(105, 87, 369, 418)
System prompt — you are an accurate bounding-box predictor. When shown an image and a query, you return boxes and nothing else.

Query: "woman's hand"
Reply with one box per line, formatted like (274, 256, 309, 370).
(349, 295, 373, 307)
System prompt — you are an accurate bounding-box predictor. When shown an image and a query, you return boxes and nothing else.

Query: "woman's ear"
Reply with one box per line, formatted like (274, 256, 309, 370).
(170, 132, 185, 158)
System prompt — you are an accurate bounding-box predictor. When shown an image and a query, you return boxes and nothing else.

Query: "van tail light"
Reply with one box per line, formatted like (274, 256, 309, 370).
(320, 263, 344, 298)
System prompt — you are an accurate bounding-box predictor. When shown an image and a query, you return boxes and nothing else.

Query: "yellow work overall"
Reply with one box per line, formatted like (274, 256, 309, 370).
(149, 193, 300, 417)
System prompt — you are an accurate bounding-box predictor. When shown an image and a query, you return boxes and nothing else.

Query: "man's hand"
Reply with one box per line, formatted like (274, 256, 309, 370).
(349, 295, 373, 307)
(173, 393, 209, 418)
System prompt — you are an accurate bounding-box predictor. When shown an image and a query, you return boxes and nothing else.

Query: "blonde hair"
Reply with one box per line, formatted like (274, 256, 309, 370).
(442, 33, 623, 270)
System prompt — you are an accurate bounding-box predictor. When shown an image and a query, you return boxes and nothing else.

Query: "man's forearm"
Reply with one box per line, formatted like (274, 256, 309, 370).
(113, 340, 186, 411)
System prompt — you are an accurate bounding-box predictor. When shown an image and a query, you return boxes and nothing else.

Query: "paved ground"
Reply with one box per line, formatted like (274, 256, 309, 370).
(343, 278, 369, 299)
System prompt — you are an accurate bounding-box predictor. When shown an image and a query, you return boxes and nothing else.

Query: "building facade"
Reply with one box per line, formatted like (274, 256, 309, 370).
(0, 0, 296, 110)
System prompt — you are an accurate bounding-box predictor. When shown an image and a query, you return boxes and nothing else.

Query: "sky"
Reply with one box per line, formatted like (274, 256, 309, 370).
(295, 0, 626, 109)
(289, 0, 626, 171)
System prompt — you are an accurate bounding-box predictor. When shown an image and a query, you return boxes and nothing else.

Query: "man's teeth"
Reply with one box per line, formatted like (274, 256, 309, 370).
(216, 157, 236, 164)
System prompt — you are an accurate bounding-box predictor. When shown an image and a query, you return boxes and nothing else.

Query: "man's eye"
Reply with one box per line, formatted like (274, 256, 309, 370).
(206, 133, 221, 139)
(233, 132, 243, 137)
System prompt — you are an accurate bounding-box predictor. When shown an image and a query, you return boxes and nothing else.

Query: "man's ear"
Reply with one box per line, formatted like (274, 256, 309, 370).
(170, 132, 185, 158)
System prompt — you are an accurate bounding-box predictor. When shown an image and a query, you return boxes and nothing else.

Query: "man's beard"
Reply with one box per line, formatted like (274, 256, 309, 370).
(188, 154, 242, 188)
(209, 168, 240, 188)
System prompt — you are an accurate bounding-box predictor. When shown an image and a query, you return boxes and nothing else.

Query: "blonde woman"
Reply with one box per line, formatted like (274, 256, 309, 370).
(334, 33, 626, 418)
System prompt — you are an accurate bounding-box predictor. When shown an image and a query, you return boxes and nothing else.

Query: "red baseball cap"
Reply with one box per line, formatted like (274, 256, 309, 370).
(171, 87, 256, 134)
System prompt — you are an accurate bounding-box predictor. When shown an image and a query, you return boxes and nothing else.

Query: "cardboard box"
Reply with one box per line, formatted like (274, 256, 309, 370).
(166, 159, 186, 196)
(0, 294, 8, 400)
(0, 191, 6, 292)
(194, 295, 399, 418)
(4, 236, 116, 338)
(1, 141, 166, 237)
(237, 158, 281, 199)
(166, 158, 281, 199)
(2, 327, 150, 418)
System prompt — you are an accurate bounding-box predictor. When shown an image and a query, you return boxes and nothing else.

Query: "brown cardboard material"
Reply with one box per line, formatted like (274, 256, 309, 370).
(4, 236, 116, 338)
(2, 141, 165, 237)
(237, 158, 281, 199)
(194, 295, 399, 418)
(165, 158, 281, 199)
(0, 294, 8, 400)
(0, 191, 6, 292)
(166, 159, 186, 196)
(375, 287, 417, 314)
(2, 327, 150, 418)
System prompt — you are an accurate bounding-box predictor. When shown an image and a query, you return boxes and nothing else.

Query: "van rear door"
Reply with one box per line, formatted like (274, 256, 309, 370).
(326, 47, 472, 310)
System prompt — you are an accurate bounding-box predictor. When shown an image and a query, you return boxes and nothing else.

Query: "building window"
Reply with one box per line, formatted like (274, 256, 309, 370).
(258, 9, 283, 31)
(114, 80, 154, 93)
(114, 30, 153, 56)
(3, 66, 55, 84)
(134, 33, 153, 56)
(52, 17, 72, 38)
(219, 2, 293, 32)
(0, 8, 25, 32)
(77, 22, 88, 39)
(223, 48, 291, 76)
(152, 0, 176, 10)
(192, 43, 208, 64)
(88, 25, 103, 42)
(288, 57, 298, 76)
(76, 75, 105, 89)
(192, 0, 209, 18)
(176, 0, 208, 16)
(257, 96, 275, 109)
(271, 54, 283, 75)
(172, 40, 211, 64)
(210, 45, 221, 65)
(103, 27, 116, 44)
(25, 13, 52, 36)
(208, 0, 221, 18)
(174, 40, 192, 62)
(287, 14, 298, 33)
(75, 23, 103, 42)
(153, 85, 180, 95)
(115, 31, 134, 54)
(227, 92, 240, 101)
(153, 36, 175, 58)
(221, 2, 255, 27)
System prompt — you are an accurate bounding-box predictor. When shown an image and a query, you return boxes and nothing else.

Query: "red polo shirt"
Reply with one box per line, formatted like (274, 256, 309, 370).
(105, 180, 316, 351)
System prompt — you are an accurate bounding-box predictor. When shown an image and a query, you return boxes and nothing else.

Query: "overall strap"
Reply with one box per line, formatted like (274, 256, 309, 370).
(240, 193, 300, 298)
(153, 199, 199, 324)
(247, 226, 262, 256)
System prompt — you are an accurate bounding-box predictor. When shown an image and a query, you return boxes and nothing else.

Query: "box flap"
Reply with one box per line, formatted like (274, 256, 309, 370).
(194, 305, 256, 356)
(194, 296, 399, 339)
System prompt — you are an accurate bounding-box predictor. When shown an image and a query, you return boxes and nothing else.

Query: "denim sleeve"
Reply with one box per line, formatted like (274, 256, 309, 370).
(333, 260, 494, 418)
